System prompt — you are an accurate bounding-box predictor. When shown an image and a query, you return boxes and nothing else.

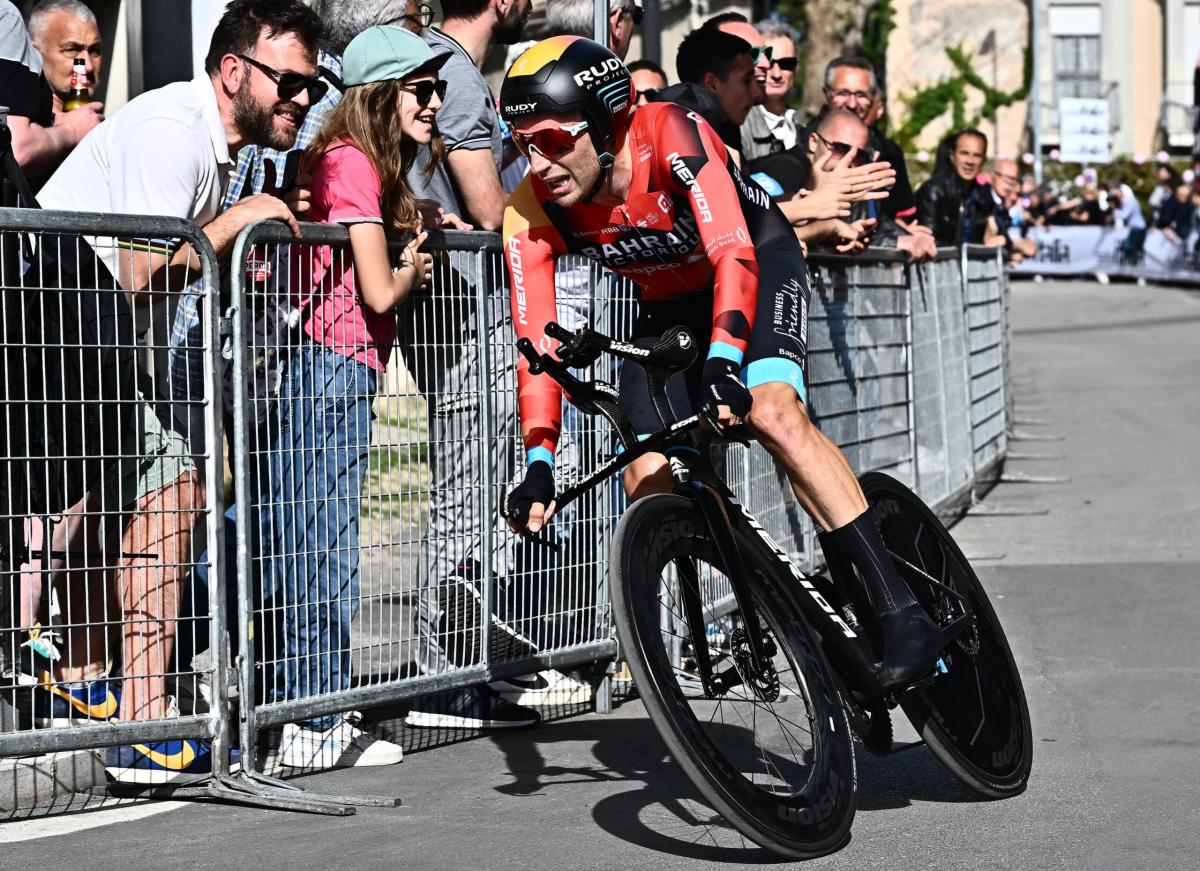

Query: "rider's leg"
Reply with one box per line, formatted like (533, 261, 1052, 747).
(744, 383, 864, 532)
(622, 453, 672, 501)
(746, 381, 942, 689)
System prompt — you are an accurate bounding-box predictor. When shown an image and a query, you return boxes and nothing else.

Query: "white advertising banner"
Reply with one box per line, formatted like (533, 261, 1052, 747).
(1058, 98, 1111, 164)
(1010, 225, 1200, 284)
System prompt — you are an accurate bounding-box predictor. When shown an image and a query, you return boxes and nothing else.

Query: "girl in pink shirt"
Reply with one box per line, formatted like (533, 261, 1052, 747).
(268, 25, 450, 770)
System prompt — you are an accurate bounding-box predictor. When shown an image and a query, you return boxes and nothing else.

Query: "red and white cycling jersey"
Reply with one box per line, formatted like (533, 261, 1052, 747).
(503, 101, 795, 460)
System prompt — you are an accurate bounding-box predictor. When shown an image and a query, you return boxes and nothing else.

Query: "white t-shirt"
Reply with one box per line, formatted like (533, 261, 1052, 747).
(38, 75, 233, 284)
(760, 106, 798, 151)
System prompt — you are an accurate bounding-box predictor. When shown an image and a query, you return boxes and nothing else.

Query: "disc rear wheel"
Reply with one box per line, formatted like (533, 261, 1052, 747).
(859, 472, 1033, 797)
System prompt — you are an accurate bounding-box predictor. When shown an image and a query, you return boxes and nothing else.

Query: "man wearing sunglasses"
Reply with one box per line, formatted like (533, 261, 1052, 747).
(39, 0, 324, 280)
(797, 110, 937, 263)
(741, 18, 800, 162)
(35, 0, 324, 784)
(501, 38, 948, 693)
(704, 11, 771, 89)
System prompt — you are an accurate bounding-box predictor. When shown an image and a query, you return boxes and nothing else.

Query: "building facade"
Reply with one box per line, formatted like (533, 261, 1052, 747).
(888, 0, 1196, 159)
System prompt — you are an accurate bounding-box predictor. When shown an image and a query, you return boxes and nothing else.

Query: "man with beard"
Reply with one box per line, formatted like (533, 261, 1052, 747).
(408, 0, 532, 230)
(33, 0, 323, 784)
(39, 0, 319, 263)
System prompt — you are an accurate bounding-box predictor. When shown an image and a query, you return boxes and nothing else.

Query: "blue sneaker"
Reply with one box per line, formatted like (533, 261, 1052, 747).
(104, 739, 241, 785)
(35, 672, 121, 727)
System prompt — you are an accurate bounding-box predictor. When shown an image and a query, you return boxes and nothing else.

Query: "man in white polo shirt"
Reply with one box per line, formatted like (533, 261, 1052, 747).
(34, 0, 323, 785)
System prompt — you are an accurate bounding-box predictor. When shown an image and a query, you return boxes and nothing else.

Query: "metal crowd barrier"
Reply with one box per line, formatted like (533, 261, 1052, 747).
(0, 208, 228, 773)
(1, 208, 1012, 813)
(227, 225, 629, 781)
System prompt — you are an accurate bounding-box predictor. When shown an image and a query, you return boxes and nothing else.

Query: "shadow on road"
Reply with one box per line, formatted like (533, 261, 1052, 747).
(478, 710, 980, 863)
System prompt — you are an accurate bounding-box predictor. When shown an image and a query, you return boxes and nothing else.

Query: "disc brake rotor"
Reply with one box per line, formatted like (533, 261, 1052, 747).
(729, 627, 781, 702)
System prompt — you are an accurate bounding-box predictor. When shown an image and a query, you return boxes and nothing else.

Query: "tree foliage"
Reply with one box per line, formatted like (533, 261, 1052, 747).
(891, 44, 1032, 151)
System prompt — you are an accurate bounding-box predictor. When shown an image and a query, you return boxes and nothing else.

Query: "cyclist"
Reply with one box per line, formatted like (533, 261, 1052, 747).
(498, 36, 941, 691)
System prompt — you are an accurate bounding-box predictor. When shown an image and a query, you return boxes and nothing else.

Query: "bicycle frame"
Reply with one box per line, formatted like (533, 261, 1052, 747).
(517, 322, 887, 705)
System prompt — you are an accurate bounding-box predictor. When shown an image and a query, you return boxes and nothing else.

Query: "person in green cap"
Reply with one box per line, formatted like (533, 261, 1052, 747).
(270, 24, 449, 771)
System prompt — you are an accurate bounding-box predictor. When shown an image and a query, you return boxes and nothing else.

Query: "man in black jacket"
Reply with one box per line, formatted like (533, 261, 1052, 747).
(916, 128, 1007, 247)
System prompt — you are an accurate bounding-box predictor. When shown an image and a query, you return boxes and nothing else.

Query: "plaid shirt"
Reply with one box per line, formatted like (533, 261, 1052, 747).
(169, 53, 344, 408)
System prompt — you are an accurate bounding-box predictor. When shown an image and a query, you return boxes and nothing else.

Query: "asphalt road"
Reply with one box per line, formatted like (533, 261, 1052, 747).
(3, 278, 1199, 869)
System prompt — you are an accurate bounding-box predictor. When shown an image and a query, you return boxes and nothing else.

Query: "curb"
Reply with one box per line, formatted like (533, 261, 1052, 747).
(0, 749, 105, 812)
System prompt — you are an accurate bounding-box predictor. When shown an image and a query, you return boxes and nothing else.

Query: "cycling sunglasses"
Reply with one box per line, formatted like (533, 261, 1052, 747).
(769, 56, 798, 72)
(512, 120, 590, 159)
(387, 3, 434, 29)
(815, 132, 870, 167)
(401, 78, 448, 105)
(238, 54, 328, 104)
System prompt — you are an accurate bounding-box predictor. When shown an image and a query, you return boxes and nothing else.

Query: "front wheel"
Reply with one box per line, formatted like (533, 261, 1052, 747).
(610, 494, 856, 858)
(859, 472, 1033, 798)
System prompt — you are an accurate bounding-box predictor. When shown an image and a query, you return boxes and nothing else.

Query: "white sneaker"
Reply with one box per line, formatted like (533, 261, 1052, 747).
(277, 714, 403, 771)
(489, 670, 592, 706)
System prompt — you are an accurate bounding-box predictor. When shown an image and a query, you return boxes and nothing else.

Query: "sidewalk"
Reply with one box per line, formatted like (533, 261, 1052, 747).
(0, 749, 105, 812)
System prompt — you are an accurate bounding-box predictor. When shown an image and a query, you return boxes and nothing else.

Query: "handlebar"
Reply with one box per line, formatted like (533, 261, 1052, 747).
(517, 320, 701, 445)
(515, 321, 749, 514)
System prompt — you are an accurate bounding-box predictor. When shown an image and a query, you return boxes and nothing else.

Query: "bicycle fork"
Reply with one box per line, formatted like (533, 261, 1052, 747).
(672, 483, 777, 698)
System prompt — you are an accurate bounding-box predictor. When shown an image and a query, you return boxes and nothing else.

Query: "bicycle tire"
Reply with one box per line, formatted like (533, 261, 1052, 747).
(858, 472, 1033, 798)
(610, 494, 857, 858)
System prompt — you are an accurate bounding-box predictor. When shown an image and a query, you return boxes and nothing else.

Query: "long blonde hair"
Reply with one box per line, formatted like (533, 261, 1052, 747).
(305, 78, 445, 232)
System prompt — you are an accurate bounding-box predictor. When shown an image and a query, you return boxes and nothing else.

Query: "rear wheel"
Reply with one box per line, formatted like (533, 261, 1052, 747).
(859, 472, 1033, 797)
(610, 494, 856, 858)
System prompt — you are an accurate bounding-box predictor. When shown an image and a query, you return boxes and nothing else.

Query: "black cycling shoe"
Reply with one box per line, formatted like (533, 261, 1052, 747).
(875, 604, 946, 691)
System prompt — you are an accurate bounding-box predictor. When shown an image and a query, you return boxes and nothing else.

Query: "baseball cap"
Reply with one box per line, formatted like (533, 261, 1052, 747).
(341, 25, 451, 87)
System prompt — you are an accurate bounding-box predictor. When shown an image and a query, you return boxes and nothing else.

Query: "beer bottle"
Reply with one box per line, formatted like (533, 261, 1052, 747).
(62, 57, 90, 112)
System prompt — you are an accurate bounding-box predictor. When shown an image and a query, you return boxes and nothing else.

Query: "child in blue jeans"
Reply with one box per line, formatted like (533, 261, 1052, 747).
(269, 26, 446, 771)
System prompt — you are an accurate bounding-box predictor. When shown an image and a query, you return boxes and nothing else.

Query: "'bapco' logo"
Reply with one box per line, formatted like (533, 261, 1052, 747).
(573, 57, 622, 86)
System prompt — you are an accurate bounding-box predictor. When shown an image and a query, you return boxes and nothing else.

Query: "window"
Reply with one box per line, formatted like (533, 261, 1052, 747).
(1048, 3, 1103, 106)
(1052, 34, 1102, 99)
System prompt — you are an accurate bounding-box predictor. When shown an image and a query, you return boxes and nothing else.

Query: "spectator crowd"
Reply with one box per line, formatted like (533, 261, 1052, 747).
(3, 0, 1192, 787)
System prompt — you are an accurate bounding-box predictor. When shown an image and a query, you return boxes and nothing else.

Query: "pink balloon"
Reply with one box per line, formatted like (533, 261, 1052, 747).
(1022, 152, 1035, 165)
(1132, 152, 1147, 165)
(1184, 169, 1196, 184)
(916, 150, 930, 163)
(1155, 150, 1170, 163)
(1074, 174, 1086, 187)
(1049, 148, 1061, 160)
